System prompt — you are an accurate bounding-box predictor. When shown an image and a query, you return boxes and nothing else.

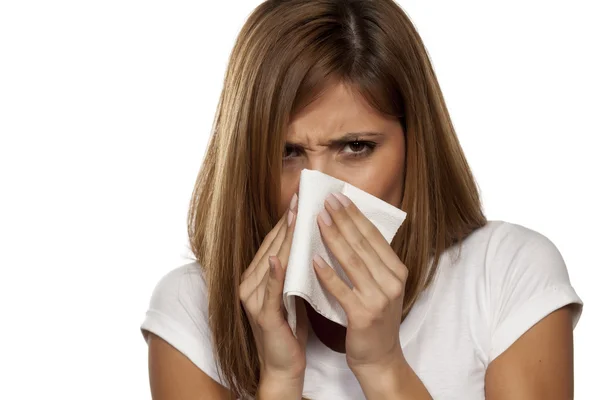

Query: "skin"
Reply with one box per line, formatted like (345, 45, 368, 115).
(280, 81, 406, 217)
(280, 81, 407, 352)
(146, 81, 576, 399)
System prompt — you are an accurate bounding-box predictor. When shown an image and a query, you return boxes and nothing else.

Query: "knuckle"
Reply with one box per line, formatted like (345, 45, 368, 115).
(365, 224, 379, 236)
(366, 224, 380, 239)
(239, 283, 250, 301)
(321, 266, 333, 279)
(347, 251, 363, 269)
(368, 293, 389, 313)
(351, 309, 375, 329)
(340, 287, 354, 304)
(376, 295, 390, 311)
(347, 202, 359, 214)
(327, 228, 340, 244)
(352, 235, 371, 254)
(388, 280, 405, 298)
(397, 263, 409, 281)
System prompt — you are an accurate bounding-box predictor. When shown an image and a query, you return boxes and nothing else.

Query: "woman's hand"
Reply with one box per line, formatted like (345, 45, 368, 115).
(312, 192, 408, 375)
(239, 193, 309, 397)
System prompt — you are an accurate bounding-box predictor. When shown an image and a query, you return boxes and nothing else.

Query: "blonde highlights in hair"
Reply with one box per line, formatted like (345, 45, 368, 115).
(188, 0, 486, 397)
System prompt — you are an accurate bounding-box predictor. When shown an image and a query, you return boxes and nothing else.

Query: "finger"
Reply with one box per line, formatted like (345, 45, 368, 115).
(240, 218, 288, 302)
(260, 256, 286, 328)
(244, 210, 290, 287)
(253, 209, 296, 306)
(242, 212, 286, 281)
(276, 208, 297, 271)
(251, 208, 294, 286)
(254, 213, 287, 263)
(324, 193, 400, 297)
(242, 193, 298, 281)
(241, 258, 271, 321)
(317, 206, 380, 296)
(312, 254, 362, 315)
(332, 192, 408, 283)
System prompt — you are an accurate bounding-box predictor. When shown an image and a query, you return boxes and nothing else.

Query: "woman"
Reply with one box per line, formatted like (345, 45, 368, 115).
(140, 0, 583, 398)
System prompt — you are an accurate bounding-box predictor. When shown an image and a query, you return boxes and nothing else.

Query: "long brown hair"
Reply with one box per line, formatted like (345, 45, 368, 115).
(187, 0, 487, 398)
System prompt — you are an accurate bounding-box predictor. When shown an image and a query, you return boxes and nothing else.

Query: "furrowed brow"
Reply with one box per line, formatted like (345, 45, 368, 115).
(285, 131, 385, 147)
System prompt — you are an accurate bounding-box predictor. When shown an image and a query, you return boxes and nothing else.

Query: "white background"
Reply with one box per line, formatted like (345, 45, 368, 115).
(0, 1, 598, 398)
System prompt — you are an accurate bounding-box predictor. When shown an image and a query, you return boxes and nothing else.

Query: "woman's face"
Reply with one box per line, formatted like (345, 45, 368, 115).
(279, 82, 406, 217)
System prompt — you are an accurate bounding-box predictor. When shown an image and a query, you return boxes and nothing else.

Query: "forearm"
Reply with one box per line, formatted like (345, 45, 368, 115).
(353, 358, 432, 400)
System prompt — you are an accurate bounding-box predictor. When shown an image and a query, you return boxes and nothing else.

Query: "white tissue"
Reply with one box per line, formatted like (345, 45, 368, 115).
(283, 169, 407, 336)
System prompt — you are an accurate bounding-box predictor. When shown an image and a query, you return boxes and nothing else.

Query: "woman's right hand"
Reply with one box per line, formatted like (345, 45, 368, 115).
(239, 193, 309, 396)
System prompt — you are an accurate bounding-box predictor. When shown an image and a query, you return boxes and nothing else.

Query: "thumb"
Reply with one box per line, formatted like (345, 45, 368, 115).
(263, 256, 285, 316)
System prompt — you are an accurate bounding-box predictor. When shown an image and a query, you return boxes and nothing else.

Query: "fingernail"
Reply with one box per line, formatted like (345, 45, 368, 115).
(290, 193, 298, 211)
(318, 209, 332, 226)
(287, 209, 294, 226)
(313, 254, 328, 269)
(325, 193, 341, 210)
(332, 192, 351, 208)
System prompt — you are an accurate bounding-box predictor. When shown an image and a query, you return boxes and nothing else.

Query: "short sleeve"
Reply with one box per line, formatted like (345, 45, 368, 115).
(140, 262, 225, 386)
(486, 223, 583, 362)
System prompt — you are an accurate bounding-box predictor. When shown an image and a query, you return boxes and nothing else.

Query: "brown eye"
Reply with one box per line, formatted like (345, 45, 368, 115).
(348, 141, 366, 152)
(283, 145, 301, 161)
(341, 140, 377, 158)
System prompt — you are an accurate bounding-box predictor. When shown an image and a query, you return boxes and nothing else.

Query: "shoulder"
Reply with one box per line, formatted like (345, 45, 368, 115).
(455, 220, 573, 278)
(141, 261, 225, 385)
(464, 220, 576, 286)
(144, 261, 209, 319)
(460, 219, 556, 250)
(452, 220, 582, 361)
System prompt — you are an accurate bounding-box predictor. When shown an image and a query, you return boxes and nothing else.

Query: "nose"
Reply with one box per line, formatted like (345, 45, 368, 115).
(305, 158, 331, 177)
(304, 159, 340, 181)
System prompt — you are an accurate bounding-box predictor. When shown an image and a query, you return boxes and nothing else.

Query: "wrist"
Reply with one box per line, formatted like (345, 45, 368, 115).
(350, 351, 410, 398)
(352, 355, 432, 400)
(258, 373, 304, 400)
(350, 347, 407, 381)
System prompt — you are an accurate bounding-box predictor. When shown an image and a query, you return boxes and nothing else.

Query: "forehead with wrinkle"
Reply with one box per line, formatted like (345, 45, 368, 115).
(288, 83, 386, 146)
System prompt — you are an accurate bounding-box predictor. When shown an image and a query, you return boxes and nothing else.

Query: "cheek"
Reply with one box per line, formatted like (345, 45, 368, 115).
(279, 170, 301, 216)
(342, 149, 405, 207)
(348, 171, 403, 207)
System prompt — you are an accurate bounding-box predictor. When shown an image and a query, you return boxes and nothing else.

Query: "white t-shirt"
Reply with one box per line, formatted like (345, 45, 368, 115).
(140, 220, 583, 399)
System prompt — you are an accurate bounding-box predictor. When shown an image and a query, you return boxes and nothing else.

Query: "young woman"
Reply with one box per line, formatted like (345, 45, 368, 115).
(140, 1, 583, 398)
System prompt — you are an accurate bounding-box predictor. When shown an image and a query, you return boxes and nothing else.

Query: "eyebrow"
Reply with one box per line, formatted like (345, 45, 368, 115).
(285, 131, 385, 147)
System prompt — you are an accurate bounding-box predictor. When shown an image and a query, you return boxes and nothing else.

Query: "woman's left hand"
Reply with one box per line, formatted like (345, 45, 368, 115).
(313, 192, 408, 375)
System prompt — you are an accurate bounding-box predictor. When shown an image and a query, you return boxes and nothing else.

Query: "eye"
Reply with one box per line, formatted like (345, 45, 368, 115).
(341, 141, 377, 158)
(283, 144, 301, 161)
